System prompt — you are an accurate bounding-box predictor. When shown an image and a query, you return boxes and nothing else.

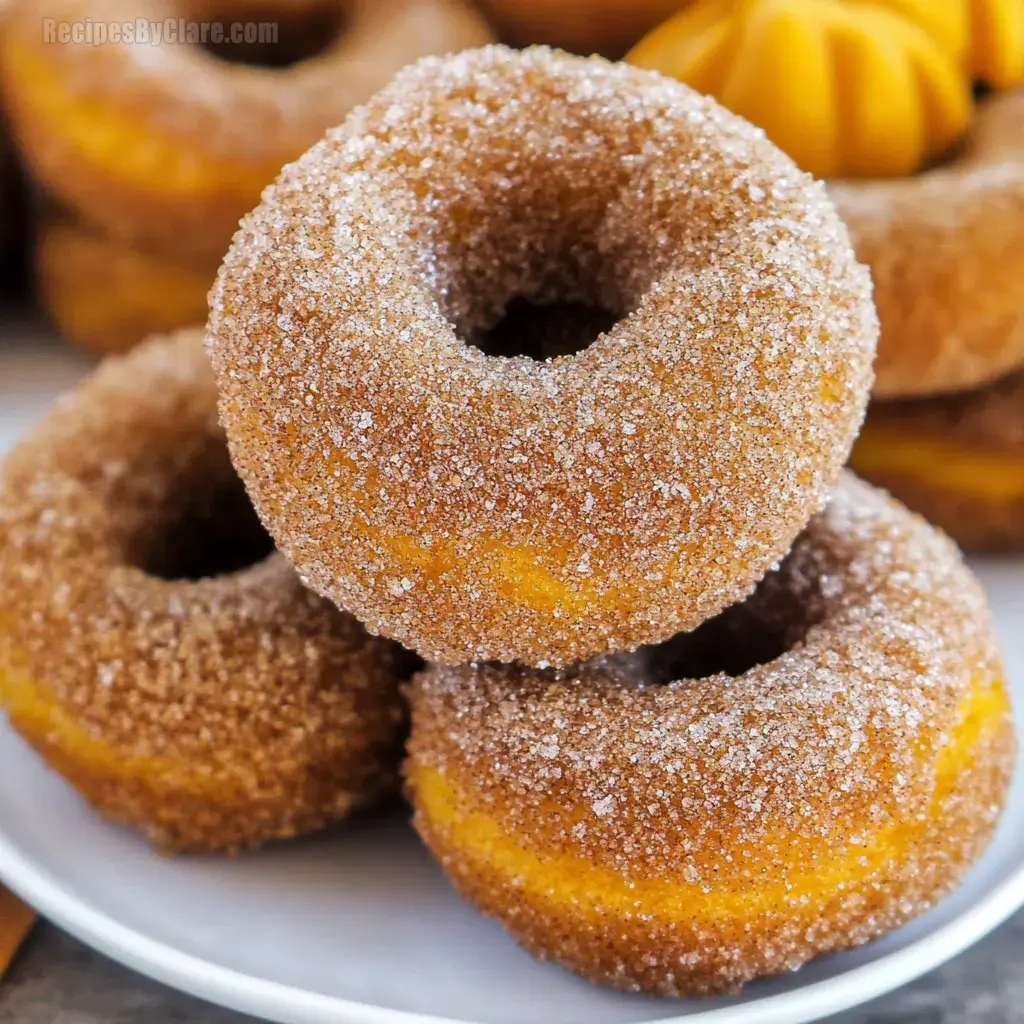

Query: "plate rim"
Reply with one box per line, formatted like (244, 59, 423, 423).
(0, 815, 1022, 1024)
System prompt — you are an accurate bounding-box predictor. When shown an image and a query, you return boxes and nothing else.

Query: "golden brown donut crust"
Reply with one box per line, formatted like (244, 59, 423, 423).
(0, 329, 415, 853)
(851, 370, 1024, 551)
(407, 474, 1015, 996)
(208, 45, 877, 668)
(1, 0, 493, 262)
(832, 89, 1024, 399)
(35, 212, 214, 355)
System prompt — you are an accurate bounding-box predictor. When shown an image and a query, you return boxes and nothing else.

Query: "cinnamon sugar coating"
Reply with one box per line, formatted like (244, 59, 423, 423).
(0, 330, 416, 853)
(0, 0, 492, 261)
(407, 474, 1015, 996)
(852, 370, 1024, 551)
(832, 88, 1024, 399)
(208, 45, 877, 667)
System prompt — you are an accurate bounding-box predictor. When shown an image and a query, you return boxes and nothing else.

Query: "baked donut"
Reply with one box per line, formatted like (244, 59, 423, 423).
(475, 0, 688, 58)
(0, 328, 416, 853)
(851, 371, 1024, 551)
(0, 0, 492, 262)
(36, 212, 213, 355)
(208, 45, 877, 667)
(407, 473, 1015, 996)
(831, 89, 1024, 398)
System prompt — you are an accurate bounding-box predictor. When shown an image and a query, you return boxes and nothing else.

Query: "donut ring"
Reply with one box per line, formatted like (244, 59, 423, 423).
(0, 329, 416, 853)
(0, 0, 493, 262)
(407, 473, 1015, 996)
(831, 89, 1024, 399)
(36, 212, 214, 355)
(208, 45, 877, 667)
(851, 370, 1024, 551)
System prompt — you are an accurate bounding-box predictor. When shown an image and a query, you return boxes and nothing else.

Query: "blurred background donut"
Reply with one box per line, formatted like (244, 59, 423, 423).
(34, 210, 213, 354)
(851, 370, 1024, 552)
(1, 0, 493, 263)
(475, 0, 685, 56)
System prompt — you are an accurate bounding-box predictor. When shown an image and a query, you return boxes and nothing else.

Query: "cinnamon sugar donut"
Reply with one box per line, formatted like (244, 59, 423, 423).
(852, 370, 1024, 551)
(0, 329, 415, 853)
(407, 473, 1015, 996)
(831, 88, 1024, 398)
(0, 0, 492, 262)
(208, 45, 877, 667)
(36, 212, 213, 355)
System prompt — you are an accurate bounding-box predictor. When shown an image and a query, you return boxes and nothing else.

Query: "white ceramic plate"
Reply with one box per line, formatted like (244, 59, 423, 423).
(0, 326, 1022, 1024)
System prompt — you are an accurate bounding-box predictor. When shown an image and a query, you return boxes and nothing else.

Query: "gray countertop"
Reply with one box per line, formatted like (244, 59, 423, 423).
(1, 917, 1022, 1024)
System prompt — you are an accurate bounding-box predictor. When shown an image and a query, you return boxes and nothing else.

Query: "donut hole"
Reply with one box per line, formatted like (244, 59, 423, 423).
(425, 157, 659, 363)
(138, 461, 275, 582)
(468, 297, 621, 360)
(196, 4, 348, 69)
(634, 613, 800, 683)
(615, 561, 826, 684)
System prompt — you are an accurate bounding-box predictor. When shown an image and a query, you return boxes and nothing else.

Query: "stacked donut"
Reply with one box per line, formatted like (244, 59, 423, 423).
(626, 0, 1024, 551)
(837, 83, 1024, 552)
(0, 0, 492, 354)
(0, 327, 421, 851)
(0, 46, 1015, 998)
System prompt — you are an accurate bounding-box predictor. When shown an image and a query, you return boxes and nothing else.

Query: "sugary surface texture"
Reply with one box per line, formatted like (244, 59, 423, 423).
(0, 329, 415, 852)
(407, 473, 1015, 994)
(208, 44, 877, 667)
(831, 88, 1024, 399)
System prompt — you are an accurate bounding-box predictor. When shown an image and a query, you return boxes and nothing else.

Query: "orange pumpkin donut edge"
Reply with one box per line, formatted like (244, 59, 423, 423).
(35, 211, 214, 355)
(851, 369, 1024, 551)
